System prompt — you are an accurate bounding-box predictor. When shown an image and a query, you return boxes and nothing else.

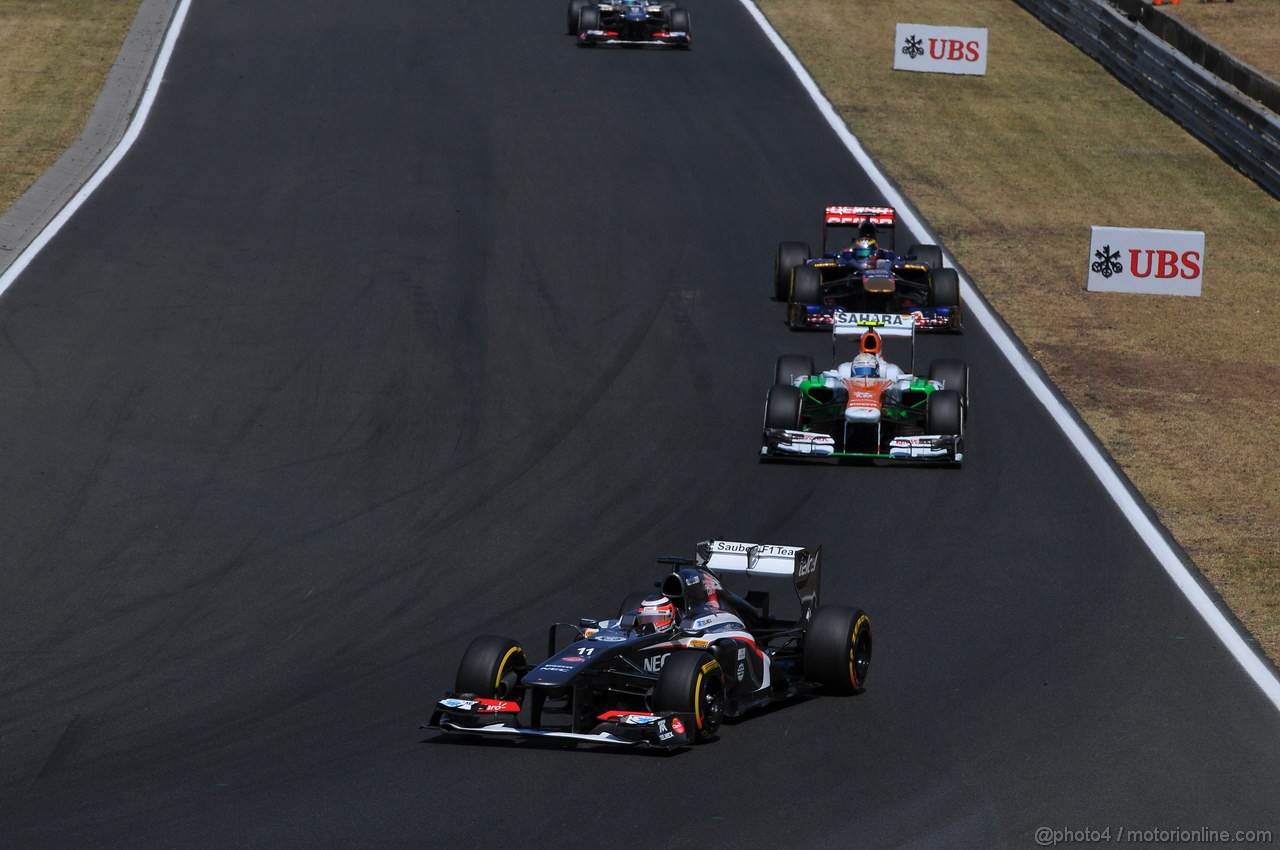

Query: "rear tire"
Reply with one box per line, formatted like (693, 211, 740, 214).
(774, 354, 815, 387)
(928, 358, 968, 405)
(455, 635, 525, 699)
(804, 606, 872, 695)
(578, 6, 600, 31)
(926, 389, 963, 436)
(774, 241, 810, 301)
(764, 384, 803, 430)
(909, 244, 943, 269)
(653, 651, 724, 743)
(668, 6, 690, 33)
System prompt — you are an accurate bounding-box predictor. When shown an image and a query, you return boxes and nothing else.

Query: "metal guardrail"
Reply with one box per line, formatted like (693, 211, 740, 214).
(1136, 4, 1280, 114)
(1011, 0, 1280, 200)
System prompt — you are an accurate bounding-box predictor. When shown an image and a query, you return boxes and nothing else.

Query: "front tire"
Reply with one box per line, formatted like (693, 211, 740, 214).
(804, 606, 872, 695)
(764, 384, 803, 430)
(789, 264, 822, 305)
(577, 5, 600, 32)
(774, 241, 810, 301)
(930, 267, 961, 308)
(567, 0, 590, 34)
(653, 651, 725, 743)
(787, 264, 823, 329)
(667, 6, 690, 33)
(455, 635, 525, 699)
(926, 388, 963, 436)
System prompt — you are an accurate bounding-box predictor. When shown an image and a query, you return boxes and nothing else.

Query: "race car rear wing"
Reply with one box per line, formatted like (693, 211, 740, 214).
(694, 539, 820, 618)
(832, 311, 916, 339)
(822, 204, 896, 253)
(833, 311, 918, 374)
(823, 205, 895, 226)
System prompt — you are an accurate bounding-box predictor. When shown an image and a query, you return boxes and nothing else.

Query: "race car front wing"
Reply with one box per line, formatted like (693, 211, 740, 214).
(761, 428, 963, 463)
(577, 29, 690, 47)
(426, 696, 692, 748)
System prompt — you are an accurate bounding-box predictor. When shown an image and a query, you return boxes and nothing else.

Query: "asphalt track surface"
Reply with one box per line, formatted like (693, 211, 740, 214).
(1, 0, 1278, 846)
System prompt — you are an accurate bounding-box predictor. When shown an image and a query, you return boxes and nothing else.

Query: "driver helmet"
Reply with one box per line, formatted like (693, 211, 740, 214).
(636, 594, 677, 634)
(851, 352, 879, 377)
(852, 236, 878, 264)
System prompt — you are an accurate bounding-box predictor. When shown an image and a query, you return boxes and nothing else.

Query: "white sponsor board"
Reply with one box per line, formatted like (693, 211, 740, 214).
(1086, 226, 1204, 296)
(894, 24, 988, 76)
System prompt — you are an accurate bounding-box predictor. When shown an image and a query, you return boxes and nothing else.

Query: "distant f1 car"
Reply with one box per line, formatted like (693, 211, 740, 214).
(774, 204, 962, 331)
(762, 312, 968, 463)
(426, 540, 872, 748)
(568, 0, 691, 48)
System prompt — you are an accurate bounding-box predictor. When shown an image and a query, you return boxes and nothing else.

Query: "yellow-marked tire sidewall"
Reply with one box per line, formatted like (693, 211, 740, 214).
(456, 635, 526, 698)
(850, 614, 870, 688)
(494, 645, 523, 694)
(693, 659, 720, 735)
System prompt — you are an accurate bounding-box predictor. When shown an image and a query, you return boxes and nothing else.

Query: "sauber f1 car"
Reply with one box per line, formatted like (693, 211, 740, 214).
(762, 312, 968, 464)
(426, 540, 872, 748)
(568, 0, 691, 48)
(774, 205, 962, 332)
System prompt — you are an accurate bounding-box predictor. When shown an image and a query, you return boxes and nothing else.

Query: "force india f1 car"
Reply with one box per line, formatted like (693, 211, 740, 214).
(568, 0, 691, 48)
(774, 205, 962, 332)
(426, 540, 872, 748)
(761, 312, 969, 464)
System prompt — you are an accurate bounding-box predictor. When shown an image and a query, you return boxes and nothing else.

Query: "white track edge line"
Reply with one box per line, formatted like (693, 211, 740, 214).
(0, 0, 194, 298)
(736, 0, 1280, 711)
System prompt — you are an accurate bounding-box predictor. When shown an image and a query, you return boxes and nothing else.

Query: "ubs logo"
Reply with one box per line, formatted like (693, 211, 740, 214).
(902, 35, 980, 62)
(1095, 245, 1202, 280)
(1092, 245, 1123, 279)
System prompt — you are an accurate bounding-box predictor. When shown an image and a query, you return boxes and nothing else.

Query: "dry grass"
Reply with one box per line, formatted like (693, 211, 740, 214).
(756, 0, 1280, 658)
(1163, 0, 1280, 80)
(0, 0, 140, 213)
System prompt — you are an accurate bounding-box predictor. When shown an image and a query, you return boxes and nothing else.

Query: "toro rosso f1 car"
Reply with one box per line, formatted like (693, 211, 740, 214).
(774, 205, 962, 332)
(762, 312, 968, 464)
(426, 540, 872, 748)
(568, 0, 691, 48)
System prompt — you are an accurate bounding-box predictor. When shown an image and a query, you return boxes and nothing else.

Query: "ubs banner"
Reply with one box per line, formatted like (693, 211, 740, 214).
(893, 24, 988, 76)
(1086, 226, 1204, 296)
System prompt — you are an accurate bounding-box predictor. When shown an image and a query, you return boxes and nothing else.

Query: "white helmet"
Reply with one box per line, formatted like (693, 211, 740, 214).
(636, 594, 677, 634)
(851, 353, 879, 377)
